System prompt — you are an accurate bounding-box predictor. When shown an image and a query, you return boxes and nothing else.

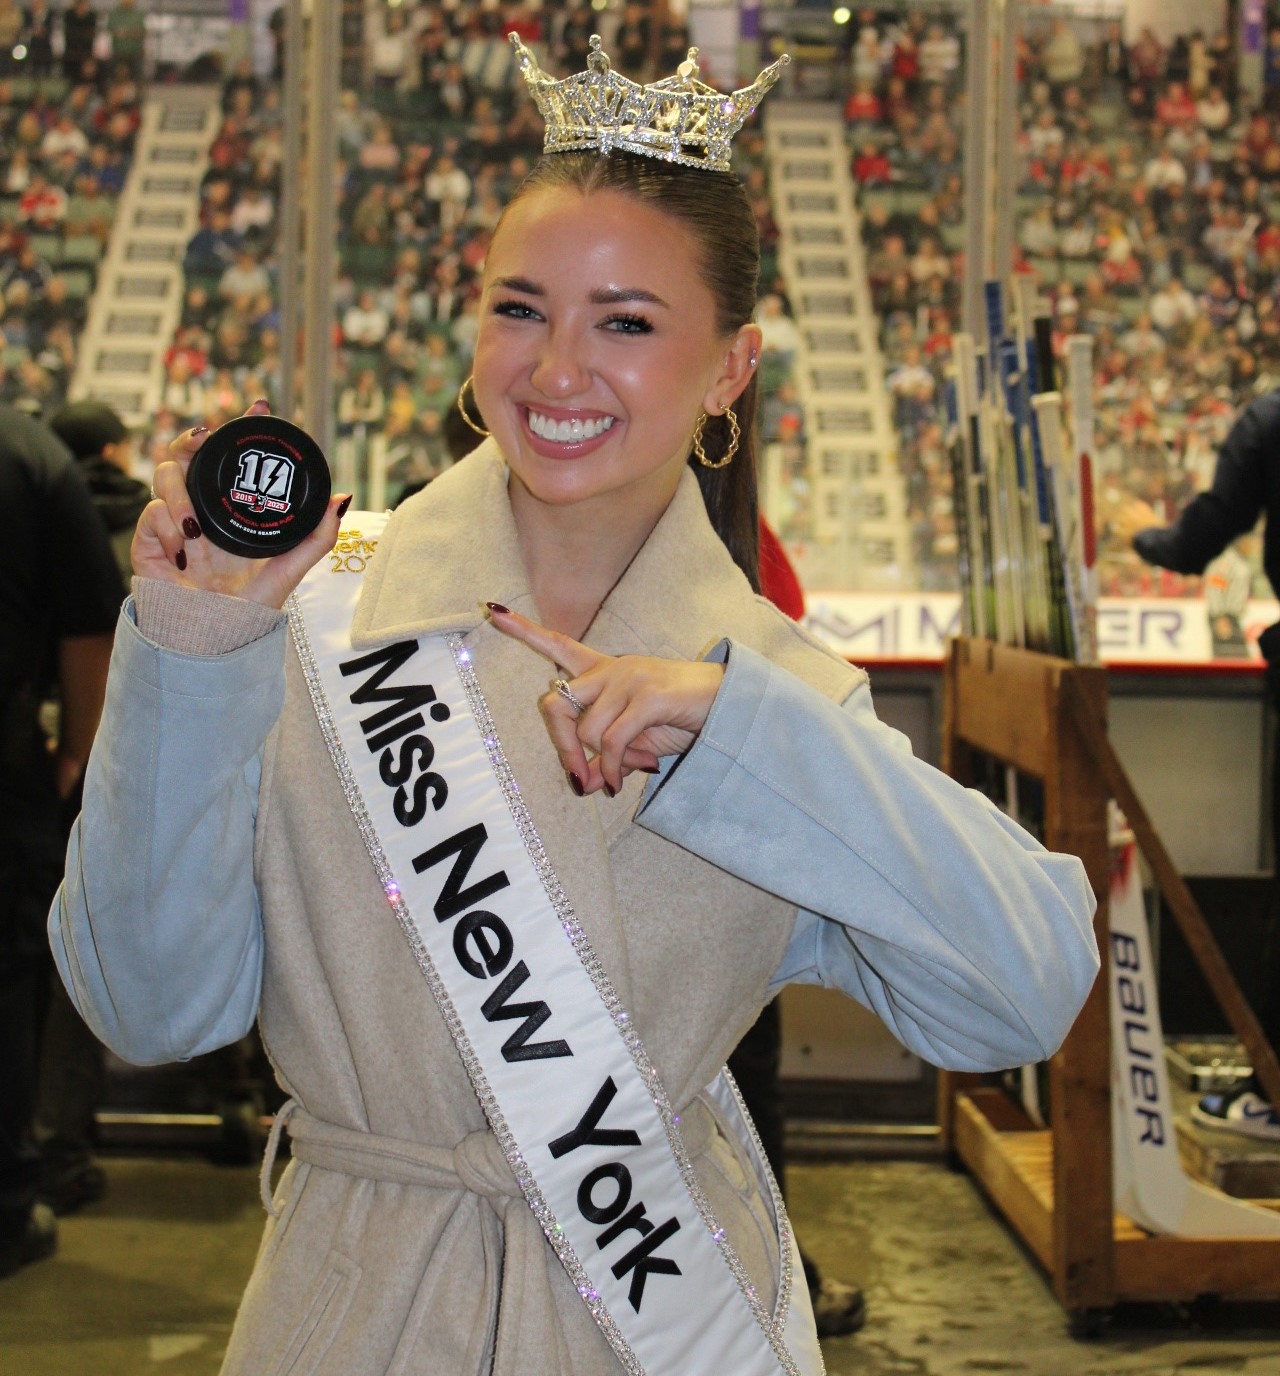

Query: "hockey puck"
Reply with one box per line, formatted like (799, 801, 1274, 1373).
(187, 415, 332, 557)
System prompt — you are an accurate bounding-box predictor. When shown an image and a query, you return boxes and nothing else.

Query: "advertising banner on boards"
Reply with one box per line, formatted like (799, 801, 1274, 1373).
(804, 593, 1280, 667)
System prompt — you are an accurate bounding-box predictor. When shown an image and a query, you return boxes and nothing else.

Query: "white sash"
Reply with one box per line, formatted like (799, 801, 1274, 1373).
(289, 514, 823, 1376)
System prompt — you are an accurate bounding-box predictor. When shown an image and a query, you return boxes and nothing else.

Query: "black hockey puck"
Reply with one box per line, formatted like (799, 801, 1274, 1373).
(188, 415, 331, 555)
(187, 415, 332, 557)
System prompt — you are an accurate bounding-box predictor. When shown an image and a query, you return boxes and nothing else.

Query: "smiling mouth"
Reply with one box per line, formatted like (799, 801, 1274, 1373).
(525, 408, 617, 443)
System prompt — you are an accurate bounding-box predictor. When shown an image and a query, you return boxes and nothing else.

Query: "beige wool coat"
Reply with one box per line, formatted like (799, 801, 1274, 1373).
(54, 444, 1098, 1375)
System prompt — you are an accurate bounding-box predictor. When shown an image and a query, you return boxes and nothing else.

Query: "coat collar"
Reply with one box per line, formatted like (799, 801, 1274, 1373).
(350, 440, 756, 661)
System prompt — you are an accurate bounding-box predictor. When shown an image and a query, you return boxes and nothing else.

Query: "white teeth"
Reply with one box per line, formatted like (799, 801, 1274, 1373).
(527, 410, 616, 442)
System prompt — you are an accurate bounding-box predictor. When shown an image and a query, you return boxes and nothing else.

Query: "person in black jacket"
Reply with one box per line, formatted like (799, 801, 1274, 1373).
(48, 400, 147, 582)
(1131, 387, 1280, 1141)
(1132, 389, 1280, 599)
(29, 402, 145, 1213)
(0, 406, 121, 1275)
(60, 0, 97, 82)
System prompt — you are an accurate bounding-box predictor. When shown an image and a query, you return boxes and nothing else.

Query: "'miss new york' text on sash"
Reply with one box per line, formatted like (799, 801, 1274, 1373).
(288, 514, 821, 1376)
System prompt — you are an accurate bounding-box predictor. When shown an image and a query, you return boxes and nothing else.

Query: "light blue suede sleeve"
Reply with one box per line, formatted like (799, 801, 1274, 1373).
(49, 601, 284, 1065)
(638, 641, 1100, 1073)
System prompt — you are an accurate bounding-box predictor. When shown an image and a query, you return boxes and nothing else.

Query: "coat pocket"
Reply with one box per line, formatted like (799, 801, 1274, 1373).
(268, 1250, 362, 1376)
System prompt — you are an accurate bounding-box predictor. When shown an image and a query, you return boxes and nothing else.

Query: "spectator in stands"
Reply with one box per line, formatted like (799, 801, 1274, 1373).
(85, 143, 126, 196)
(40, 113, 89, 162)
(27, 276, 82, 346)
(1020, 203, 1060, 258)
(424, 153, 472, 232)
(2, 243, 52, 297)
(4, 148, 31, 194)
(612, 1, 651, 77)
(844, 80, 881, 127)
(1118, 311, 1164, 359)
(60, 0, 96, 83)
(162, 356, 206, 422)
(419, 258, 467, 326)
(755, 292, 800, 372)
(852, 139, 892, 186)
(1197, 84, 1233, 133)
(107, 0, 145, 80)
(18, 173, 66, 231)
(205, 368, 243, 419)
(1266, 28, 1280, 114)
(371, 10, 411, 98)
(1157, 81, 1198, 128)
(910, 235, 951, 286)
(219, 249, 270, 305)
(179, 284, 218, 333)
(229, 185, 274, 242)
(337, 367, 385, 434)
(210, 316, 253, 372)
(65, 174, 113, 243)
(184, 209, 241, 280)
(851, 23, 885, 92)
(383, 376, 416, 434)
(358, 121, 401, 179)
(558, 2, 593, 72)
(22, 0, 54, 76)
(919, 23, 959, 91)
(1042, 18, 1084, 98)
(342, 289, 390, 349)
(336, 90, 372, 163)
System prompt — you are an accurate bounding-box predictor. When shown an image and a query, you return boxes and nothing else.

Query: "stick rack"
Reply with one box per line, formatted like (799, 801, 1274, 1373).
(937, 638, 1280, 1327)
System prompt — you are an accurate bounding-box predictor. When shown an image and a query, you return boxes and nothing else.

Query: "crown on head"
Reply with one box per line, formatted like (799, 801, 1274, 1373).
(510, 33, 789, 174)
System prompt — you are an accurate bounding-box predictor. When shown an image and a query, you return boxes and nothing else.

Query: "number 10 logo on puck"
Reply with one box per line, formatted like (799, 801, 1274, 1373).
(232, 448, 296, 514)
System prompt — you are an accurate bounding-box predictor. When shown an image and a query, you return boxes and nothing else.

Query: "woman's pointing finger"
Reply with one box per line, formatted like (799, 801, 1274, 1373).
(484, 602, 604, 677)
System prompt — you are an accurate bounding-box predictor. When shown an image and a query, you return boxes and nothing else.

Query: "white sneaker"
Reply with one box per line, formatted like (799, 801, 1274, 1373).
(1191, 1085, 1280, 1141)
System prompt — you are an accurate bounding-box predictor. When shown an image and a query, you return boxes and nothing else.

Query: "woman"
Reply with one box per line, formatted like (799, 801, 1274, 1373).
(52, 40, 1098, 1376)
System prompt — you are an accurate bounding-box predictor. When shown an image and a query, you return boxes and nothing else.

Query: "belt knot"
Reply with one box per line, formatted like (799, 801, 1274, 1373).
(452, 1127, 520, 1200)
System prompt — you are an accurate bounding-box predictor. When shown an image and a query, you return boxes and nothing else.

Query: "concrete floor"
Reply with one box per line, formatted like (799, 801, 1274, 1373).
(3, 1156, 1280, 1375)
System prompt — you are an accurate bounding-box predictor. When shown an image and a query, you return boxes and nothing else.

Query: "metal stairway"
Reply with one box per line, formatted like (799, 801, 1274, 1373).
(762, 102, 913, 590)
(69, 86, 219, 428)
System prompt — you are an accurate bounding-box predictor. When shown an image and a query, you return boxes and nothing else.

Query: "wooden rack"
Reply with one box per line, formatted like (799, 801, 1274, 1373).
(937, 638, 1280, 1328)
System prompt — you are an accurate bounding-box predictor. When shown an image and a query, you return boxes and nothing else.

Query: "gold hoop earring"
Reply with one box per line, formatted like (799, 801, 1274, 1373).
(457, 376, 490, 438)
(693, 406, 739, 469)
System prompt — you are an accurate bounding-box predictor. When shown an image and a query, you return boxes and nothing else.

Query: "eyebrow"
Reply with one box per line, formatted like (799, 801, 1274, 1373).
(490, 276, 670, 309)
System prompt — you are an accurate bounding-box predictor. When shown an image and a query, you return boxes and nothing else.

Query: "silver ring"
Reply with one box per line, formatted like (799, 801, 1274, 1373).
(552, 677, 587, 715)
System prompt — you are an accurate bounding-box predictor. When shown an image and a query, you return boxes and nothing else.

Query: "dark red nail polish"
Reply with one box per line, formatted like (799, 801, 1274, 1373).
(182, 516, 202, 539)
(566, 771, 584, 797)
(486, 602, 510, 615)
(175, 549, 187, 571)
(255, 398, 270, 408)
(603, 782, 616, 798)
(640, 765, 660, 774)
(336, 494, 353, 520)
(190, 425, 208, 438)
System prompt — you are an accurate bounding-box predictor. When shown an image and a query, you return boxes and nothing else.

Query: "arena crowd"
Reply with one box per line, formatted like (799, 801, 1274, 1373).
(0, 14, 141, 417)
(160, 2, 789, 507)
(7, 2, 1280, 601)
(846, 9, 1280, 597)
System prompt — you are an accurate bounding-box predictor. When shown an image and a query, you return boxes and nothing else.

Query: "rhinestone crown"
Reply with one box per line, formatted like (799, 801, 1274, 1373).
(510, 33, 789, 174)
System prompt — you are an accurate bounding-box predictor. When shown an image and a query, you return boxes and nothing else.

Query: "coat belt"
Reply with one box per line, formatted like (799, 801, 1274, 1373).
(282, 1103, 521, 1198)
(257, 1100, 718, 1375)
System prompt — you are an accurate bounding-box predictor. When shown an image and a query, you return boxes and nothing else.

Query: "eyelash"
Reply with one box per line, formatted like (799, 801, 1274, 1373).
(601, 312, 653, 335)
(492, 298, 541, 321)
(490, 299, 654, 335)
